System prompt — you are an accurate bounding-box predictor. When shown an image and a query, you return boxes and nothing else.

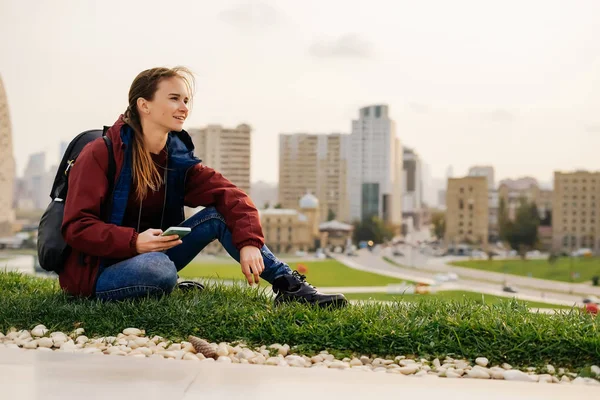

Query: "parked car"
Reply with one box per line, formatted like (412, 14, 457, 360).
(502, 285, 518, 293)
(572, 248, 593, 257)
(582, 295, 600, 304)
(392, 250, 404, 257)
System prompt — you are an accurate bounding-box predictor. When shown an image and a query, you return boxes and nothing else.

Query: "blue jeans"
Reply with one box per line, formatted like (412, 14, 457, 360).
(95, 207, 293, 301)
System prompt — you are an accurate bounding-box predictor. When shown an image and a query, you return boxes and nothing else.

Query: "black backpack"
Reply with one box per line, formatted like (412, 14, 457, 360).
(37, 128, 116, 273)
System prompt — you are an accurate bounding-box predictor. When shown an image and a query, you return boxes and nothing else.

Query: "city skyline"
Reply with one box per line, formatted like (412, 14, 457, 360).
(1, 0, 599, 185)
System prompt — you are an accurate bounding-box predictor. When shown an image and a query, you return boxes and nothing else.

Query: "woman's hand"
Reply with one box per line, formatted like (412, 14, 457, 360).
(135, 229, 182, 254)
(239, 246, 265, 285)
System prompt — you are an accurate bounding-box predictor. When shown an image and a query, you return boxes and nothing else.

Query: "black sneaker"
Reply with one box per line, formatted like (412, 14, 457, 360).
(272, 271, 347, 308)
(176, 281, 205, 292)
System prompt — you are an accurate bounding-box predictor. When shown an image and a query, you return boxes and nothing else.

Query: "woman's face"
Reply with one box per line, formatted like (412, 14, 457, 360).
(139, 77, 190, 132)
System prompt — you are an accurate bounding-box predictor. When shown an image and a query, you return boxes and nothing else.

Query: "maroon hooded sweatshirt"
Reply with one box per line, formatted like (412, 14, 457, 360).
(59, 116, 264, 297)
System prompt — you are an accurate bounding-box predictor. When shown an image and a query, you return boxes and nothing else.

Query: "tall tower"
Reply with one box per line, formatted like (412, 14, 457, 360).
(278, 133, 350, 222)
(349, 105, 402, 225)
(0, 75, 16, 236)
(188, 124, 251, 194)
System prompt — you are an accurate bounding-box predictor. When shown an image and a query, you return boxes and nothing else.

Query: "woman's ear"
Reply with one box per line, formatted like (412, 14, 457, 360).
(137, 97, 150, 115)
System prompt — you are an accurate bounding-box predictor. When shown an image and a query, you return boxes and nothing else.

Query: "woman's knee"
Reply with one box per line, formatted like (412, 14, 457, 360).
(136, 252, 178, 292)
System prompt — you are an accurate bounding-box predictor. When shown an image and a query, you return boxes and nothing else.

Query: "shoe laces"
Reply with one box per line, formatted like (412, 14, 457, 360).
(292, 270, 317, 289)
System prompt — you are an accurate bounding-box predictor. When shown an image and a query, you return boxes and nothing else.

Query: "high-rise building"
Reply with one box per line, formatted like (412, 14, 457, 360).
(402, 147, 423, 229)
(552, 171, 600, 254)
(23, 152, 51, 210)
(349, 105, 403, 225)
(468, 166, 495, 189)
(0, 75, 16, 235)
(445, 176, 489, 247)
(188, 124, 251, 194)
(468, 165, 498, 242)
(278, 133, 350, 222)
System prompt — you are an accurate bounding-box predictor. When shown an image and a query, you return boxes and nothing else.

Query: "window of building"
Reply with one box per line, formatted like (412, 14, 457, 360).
(468, 230, 472, 235)
(468, 204, 473, 211)
(460, 187, 464, 194)
(459, 229, 464, 235)
(459, 199, 464, 210)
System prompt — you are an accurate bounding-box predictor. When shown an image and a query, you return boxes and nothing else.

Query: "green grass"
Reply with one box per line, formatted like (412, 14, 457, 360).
(344, 291, 574, 309)
(180, 260, 408, 287)
(1, 271, 599, 369)
(450, 257, 600, 283)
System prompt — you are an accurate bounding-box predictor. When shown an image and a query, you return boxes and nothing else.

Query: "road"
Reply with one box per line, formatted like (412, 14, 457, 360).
(330, 250, 585, 306)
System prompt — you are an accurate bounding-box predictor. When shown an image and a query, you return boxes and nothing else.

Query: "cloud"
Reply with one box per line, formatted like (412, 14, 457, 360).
(407, 102, 431, 114)
(482, 108, 516, 122)
(309, 34, 374, 59)
(585, 124, 600, 133)
(218, 3, 280, 29)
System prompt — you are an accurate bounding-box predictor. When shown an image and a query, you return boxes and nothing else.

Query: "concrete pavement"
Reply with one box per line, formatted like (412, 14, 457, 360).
(1, 348, 597, 400)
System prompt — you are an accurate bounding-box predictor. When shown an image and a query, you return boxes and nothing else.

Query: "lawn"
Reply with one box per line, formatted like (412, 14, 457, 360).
(450, 257, 600, 283)
(344, 291, 574, 310)
(180, 260, 408, 287)
(1, 271, 599, 369)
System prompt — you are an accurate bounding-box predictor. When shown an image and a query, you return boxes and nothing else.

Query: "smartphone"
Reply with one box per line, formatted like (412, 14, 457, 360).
(161, 227, 191, 239)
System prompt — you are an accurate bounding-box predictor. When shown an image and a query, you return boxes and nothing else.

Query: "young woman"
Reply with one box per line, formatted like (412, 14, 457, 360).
(59, 66, 346, 308)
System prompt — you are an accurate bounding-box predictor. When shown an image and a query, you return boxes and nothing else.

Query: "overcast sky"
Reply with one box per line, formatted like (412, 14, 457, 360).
(1, 0, 599, 186)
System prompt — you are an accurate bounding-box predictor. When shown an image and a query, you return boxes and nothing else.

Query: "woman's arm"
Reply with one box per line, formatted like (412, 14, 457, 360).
(184, 164, 264, 250)
(61, 140, 139, 258)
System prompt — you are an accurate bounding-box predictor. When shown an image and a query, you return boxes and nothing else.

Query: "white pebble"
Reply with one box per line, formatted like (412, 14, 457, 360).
(183, 353, 199, 361)
(278, 344, 290, 357)
(75, 336, 88, 345)
(475, 357, 488, 367)
(265, 357, 280, 366)
(216, 344, 229, 357)
(467, 367, 490, 379)
(537, 374, 552, 383)
(37, 337, 53, 348)
(546, 364, 555, 375)
(23, 341, 38, 349)
(398, 365, 419, 375)
(31, 327, 48, 337)
(122, 328, 142, 336)
(432, 358, 441, 368)
(329, 361, 349, 369)
(503, 370, 536, 382)
(591, 365, 600, 376)
(446, 370, 461, 379)
(560, 375, 571, 383)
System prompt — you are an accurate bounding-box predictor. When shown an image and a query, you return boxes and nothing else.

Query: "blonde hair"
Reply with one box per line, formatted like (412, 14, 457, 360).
(122, 66, 195, 201)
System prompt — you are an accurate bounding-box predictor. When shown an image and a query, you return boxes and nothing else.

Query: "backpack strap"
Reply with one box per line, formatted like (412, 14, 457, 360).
(102, 127, 117, 218)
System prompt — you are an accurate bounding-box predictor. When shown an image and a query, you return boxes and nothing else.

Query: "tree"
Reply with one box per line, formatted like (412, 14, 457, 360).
(263, 202, 270, 209)
(352, 216, 395, 244)
(503, 198, 540, 259)
(498, 197, 509, 241)
(430, 211, 446, 240)
(274, 203, 282, 209)
(327, 209, 336, 221)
